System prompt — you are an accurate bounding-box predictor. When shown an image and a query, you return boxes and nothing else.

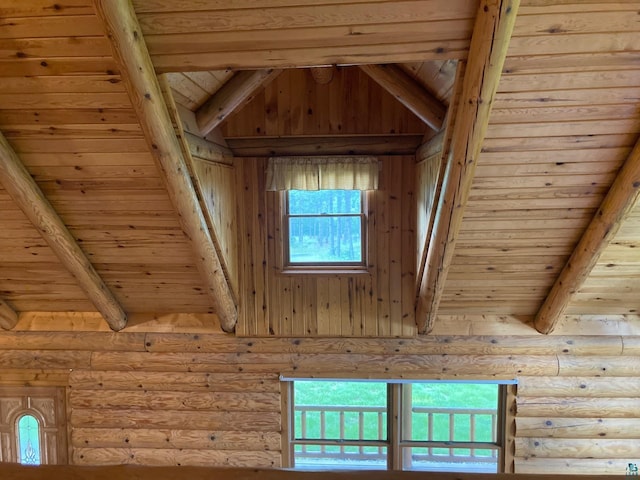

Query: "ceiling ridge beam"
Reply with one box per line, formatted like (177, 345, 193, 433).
(0, 132, 127, 331)
(93, 0, 238, 332)
(360, 64, 446, 131)
(0, 299, 18, 331)
(534, 138, 640, 334)
(196, 69, 282, 137)
(416, 0, 520, 334)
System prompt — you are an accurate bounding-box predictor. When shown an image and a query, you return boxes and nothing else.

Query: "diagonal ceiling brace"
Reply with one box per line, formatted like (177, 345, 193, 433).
(0, 298, 18, 330)
(416, 0, 520, 334)
(360, 64, 446, 131)
(535, 137, 640, 334)
(0, 132, 127, 331)
(196, 69, 282, 137)
(93, 0, 238, 332)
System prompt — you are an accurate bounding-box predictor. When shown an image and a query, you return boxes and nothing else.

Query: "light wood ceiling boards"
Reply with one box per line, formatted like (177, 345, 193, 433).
(93, 0, 238, 332)
(416, 0, 520, 333)
(438, 1, 640, 321)
(133, 0, 479, 71)
(0, 132, 127, 330)
(534, 138, 640, 333)
(0, 0, 218, 318)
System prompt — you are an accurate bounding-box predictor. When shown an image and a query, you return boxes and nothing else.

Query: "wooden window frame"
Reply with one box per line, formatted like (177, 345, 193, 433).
(284, 380, 508, 473)
(278, 190, 371, 275)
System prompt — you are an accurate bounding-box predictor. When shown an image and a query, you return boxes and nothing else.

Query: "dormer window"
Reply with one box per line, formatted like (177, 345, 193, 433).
(286, 190, 365, 266)
(266, 156, 378, 273)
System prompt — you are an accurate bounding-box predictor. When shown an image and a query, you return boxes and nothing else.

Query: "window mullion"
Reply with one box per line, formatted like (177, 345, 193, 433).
(388, 383, 401, 470)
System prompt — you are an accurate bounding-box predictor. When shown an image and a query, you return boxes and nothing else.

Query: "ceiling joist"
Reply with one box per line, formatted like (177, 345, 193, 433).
(534, 138, 640, 334)
(0, 132, 127, 331)
(196, 69, 283, 137)
(0, 299, 18, 331)
(93, 0, 238, 332)
(416, 0, 520, 334)
(360, 64, 446, 131)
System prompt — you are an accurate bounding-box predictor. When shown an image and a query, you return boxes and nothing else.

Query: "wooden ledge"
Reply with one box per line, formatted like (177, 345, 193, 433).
(0, 465, 625, 480)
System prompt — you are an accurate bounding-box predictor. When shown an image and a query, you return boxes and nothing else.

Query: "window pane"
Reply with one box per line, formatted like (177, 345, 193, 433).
(289, 216, 362, 263)
(402, 447, 498, 473)
(18, 415, 41, 465)
(405, 383, 498, 442)
(294, 381, 387, 441)
(289, 190, 361, 215)
(294, 444, 387, 470)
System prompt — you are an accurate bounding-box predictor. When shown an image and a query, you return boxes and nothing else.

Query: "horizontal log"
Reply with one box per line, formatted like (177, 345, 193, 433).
(71, 408, 280, 431)
(516, 417, 640, 439)
(0, 350, 91, 369)
(69, 371, 280, 393)
(0, 298, 18, 330)
(185, 132, 233, 165)
(0, 331, 146, 351)
(515, 437, 640, 459)
(71, 428, 280, 450)
(0, 464, 624, 480)
(72, 447, 279, 467)
(69, 389, 280, 411)
(89, 351, 558, 376)
(516, 396, 640, 418)
(558, 356, 640, 376)
(515, 457, 632, 475)
(517, 376, 640, 397)
(144, 333, 626, 356)
(226, 135, 423, 156)
(0, 369, 70, 387)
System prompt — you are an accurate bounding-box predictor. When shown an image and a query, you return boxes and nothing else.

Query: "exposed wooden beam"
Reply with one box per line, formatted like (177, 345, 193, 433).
(360, 64, 446, 132)
(226, 135, 423, 157)
(416, 0, 520, 334)
(534, 138, 640, 334)
(196, 69, 282, 137)
(93, 0, 238, 332)
(0, 132, 127, 331)
(0, 298, 18, 331)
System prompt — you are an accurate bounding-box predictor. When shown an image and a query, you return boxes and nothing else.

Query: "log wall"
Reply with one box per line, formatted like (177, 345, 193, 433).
(236, 156, 416, 337)
(1, 326, 640, 474)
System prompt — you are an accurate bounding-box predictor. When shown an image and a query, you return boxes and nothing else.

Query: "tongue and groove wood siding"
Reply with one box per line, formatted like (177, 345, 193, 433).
(1, 329, 640, 473)
(0, 2, 216, 315)
(235, 156, 416, 337)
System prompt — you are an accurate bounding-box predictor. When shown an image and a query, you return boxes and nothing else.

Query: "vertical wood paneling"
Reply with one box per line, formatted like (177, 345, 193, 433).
(192, 160, 239, 297)
(222, 68, 426, 138)
(237, 157, 415, 337)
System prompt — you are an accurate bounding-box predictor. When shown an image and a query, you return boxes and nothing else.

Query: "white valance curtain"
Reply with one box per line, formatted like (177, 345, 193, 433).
(266, 156, 379, 191)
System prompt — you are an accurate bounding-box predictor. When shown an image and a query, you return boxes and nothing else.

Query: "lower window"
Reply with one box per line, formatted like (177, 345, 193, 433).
(287, 380, 507, 472)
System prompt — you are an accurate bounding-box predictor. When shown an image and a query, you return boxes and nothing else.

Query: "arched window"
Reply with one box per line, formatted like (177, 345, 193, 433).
(0, 386, 67, 464)
(17, 414, 41, 465)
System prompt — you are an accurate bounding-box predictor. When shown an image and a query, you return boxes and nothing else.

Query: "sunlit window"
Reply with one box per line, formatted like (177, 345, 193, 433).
(17, 414, 41, 465)
(286, 190, 365, 266)
(288, 380, 506, 472)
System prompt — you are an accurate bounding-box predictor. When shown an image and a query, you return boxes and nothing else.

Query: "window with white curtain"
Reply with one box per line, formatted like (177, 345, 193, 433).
(266, 156, 378, 270)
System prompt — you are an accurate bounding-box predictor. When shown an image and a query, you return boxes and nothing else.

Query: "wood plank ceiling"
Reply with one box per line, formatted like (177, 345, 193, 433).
(0, 0, 639, 333)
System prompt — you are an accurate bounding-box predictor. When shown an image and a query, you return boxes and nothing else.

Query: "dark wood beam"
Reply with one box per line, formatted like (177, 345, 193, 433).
(93, 0, 238, 332)
(416, 0, 520, 334)
(0, 463, 623, 480)
(535, 137, 640, 334)
(196, 69, 282, 137)
(0, 298, 18, 331)
(360, 64, 446, 131)
(0, 132, 127, 331)
(226, 135, 423, 157)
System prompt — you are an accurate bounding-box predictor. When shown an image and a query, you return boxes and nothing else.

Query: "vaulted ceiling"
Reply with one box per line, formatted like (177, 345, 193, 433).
(0, 0, 638, 334)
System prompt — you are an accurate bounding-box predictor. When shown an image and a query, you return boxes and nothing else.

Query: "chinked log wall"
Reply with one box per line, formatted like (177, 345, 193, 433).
(0, 330, 639, 474)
